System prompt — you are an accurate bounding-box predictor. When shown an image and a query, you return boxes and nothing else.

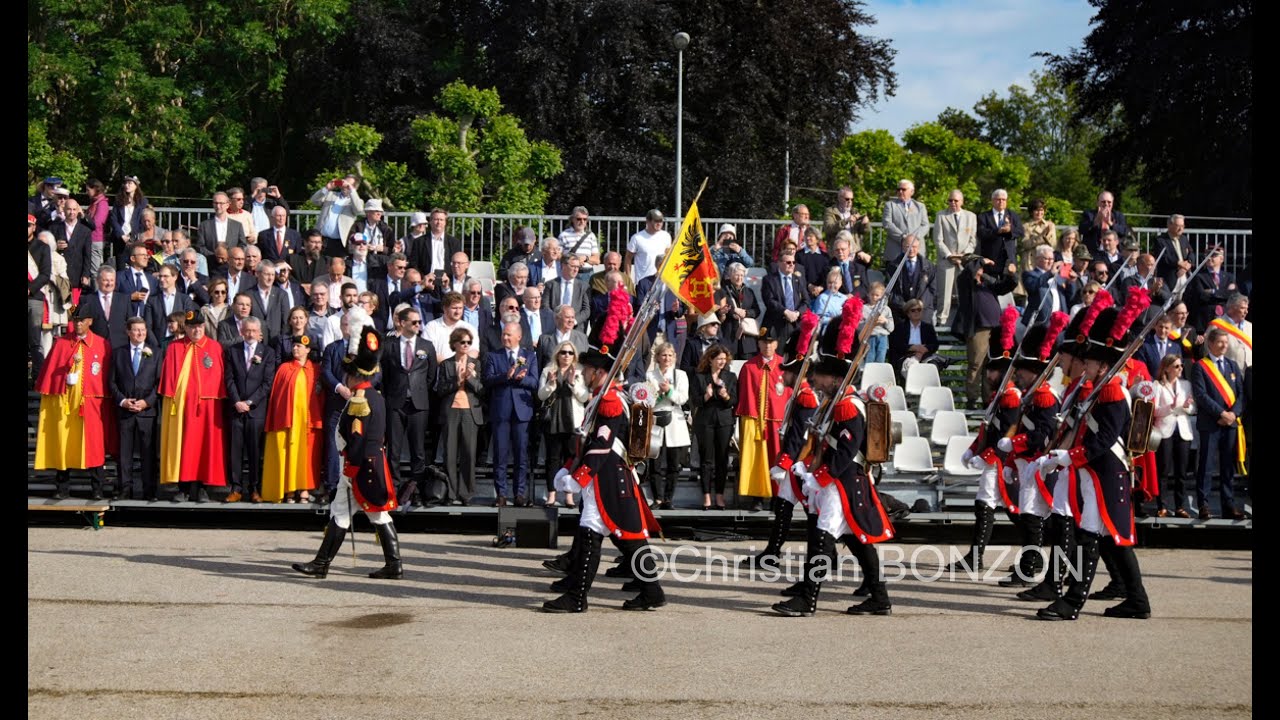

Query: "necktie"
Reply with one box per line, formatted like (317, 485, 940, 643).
(404, 339, 413, 370)
(246, 344, 254, 370)
(841, 262, 852, 291)
(1217, 358, 1226, 375)
(102, 294, 111, 321)
(783, 275, 794, 308)
(391, 280, 399, 295)
(996, 212, 1003, 226)
(132, 346, 140, 375)
(562, 282, 572, 308)
(135, 272, 144, 291)
(1213, 272, 1223, 316)
(276, 229, 284, 256)
(510, 351, 517, 367)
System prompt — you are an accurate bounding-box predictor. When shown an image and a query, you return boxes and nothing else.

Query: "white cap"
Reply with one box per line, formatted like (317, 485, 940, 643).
(718, 223, 737, 238)
(364, 199, 384, 212)
(410, 211, 428, 225)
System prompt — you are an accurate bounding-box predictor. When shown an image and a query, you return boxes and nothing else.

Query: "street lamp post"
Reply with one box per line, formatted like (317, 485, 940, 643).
(672, 31, 690, 222)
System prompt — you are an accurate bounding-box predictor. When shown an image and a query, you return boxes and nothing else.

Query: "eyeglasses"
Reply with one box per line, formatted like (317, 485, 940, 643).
(572, 217, 588, 222)
(182, 260, 197, 265)
(558, 350, 575, 356)
(456, 340, 472, 346)
(840, 196, 853, 202)
(780, 261, 794, 266)
(211, 290, 227, 295)
(406, 320, 422, 326)
(897, 188, 910, 193)
(393, 264, 407, 270)
(468, 291, 482, 295)
(1171, 364, 1183, 368)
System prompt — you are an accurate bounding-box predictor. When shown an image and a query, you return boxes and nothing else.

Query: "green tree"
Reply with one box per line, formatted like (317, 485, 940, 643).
(408, 80, 564, 216)
(28, 120, 86, 192)
(1047, 0, 1251, 217)
(29, 0, 350, 196)
(310, 123, 427, 211)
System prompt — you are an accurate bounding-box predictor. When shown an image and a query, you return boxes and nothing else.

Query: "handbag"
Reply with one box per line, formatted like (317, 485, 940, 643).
(727, 289, 760, 338)
(653, 409, 673, 427)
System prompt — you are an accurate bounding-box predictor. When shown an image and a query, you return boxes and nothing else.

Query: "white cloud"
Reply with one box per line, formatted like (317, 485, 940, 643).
(853, 0, 1095, 137)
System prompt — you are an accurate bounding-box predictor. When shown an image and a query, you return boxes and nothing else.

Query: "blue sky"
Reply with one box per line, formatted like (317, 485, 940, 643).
(854, 0, 1096, 138)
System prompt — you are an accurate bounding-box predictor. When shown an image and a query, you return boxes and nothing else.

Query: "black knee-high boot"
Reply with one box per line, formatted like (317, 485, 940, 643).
(846, 540, 891, 615)
(1091, 538, 1128, 600)
(949, 502, 994, 574)
(1017, 513, 1071, 600)
(773, 530, 833, 616)
(543, 527, 601, 613)
(292, 520, 349, 578)
(999, 513, 1045, 587)
(780, 512, 822, 596)
(368, 523, 403, 579)
(1101, 543, 1151, 619)
(750, 497, 795, 569)
(1037, 529, 1100, 621)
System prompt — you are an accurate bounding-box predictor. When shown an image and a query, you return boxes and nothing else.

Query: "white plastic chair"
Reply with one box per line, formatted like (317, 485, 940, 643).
(942, 435, 981, 477)
(917, 386, 955, 420)
(904, 362, 941, 396)
(887, 437, 935, 474)
(862, 362, 897, 388)
(884, 385, 908, 412)
(470, 260, 496, 282)
(730, 359, 746, 377)
(893, 411, 920, 439)
(930, 410, 970, 447)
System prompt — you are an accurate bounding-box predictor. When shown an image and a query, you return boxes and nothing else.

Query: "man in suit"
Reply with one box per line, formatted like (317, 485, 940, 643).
(82, 266, 134, 349)
(145, 265, 196, 344)
(247, 262, 289, 341)
(760, 251, 805, 351)
(888, 298, 943, 377)
(953, 258, 1018, 408)
(823, 185, 872, 248)
(224, 316, 277, 502)
(175, 248, 211, 306)
(257, 205, 301, 263)
(197, 192, 247, 260)
(347, 199, 394, 256)
(1021, 244, 1073, 324)
(110, 318, 162, 500)
(542, 254, 591, 325)
(535, 304, 588, 371)
(382, 305, 438, 506)
(223, 246, 251, 298)
(1191, 328, 1246, 520)
(118, 242, 159, 317)
(1137, 315, 1184, 379)
(527, 236, 563, 287)
(519, 287, 554, 353)
(888, 234, 936, 321)
(494, 262, 532, 310)
(483, 298, 522, 355)
(367, 251, 410, 331)
(1153, 214, 1195, 290)
(218, 293, 255, 347)
(1216, 294, 1252, 370)
(409, 207, 461, 276)
(976, 188, 1022, 274)
(589, 251, 636, 300)
(828, 234, 870, 299)
(273, 261, 307, 310)
(290, 230, 327, 293)
(1078, 190, 1130, 257)
(437, 251, 473, 297)
(50, 198, 94, 293)
(460, 279, 493, 342)
(932, 189, 977, 326)
(1186, 248, 1235, 330)
(482, 321, 539, 507)
(882, 179, 930, 266)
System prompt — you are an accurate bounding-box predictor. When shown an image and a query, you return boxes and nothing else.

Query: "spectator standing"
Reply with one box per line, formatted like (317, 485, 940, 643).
(1136, 315, 1183, 379)
(760, 252, 805, 353)
(1150, 355, 1195, 518)
(1186, 249, 1235, 330)
(1021, 199, 1057, 276)
(1078, 190, 1130, 257)
(412, 208, 461, 276)
(976, 188, 1022, 274)
(883, 180, 930, 266)
(289, 230, 326, 292)
(862, 282, 893, 364)
(714, 262, 760, 359)
(933, 189, 977, 325)
(1214, 294, 1252, 370)
(498, 227, 538, 281)
(196, 192, 247, 261)
(1022, 245, 1073, 321)
(158, 312, 228, 502)
(681, 313, 722, 375)
(710, 224, 753, 276)
(543, 254, 591, 326)
(434, 327, 484, 505)
(83, 178, 110, 278)
(50, 198, 93, 297)
(348, 199, 392, 256)
(258, 205, 301, 264)
(953, 257, 1017, 408)
(223, 316, 277, 503)
(1167, 301, 1202, 361)
(557, 207, 600, 265)
(248, 262, 289, 341)
(261, 336, 323, 503)
(1190, 328, 1246, 520)
(247, 177, 289, 237)
(1154, 215, 1195, 290)
(797, 226, 832, 296)
(310, 174, 364, 258)
(827, 231, 869, 298)
(110, 318, 161, 500)
(535, 304, 588, 372)
(589, 251, 636, 298)
(771, 204, 815, 262)
(536, 341, 590, 507)
(888, 234, 936, 322)
(383, 306, 437, 507)
(690, 344, 737, 511)
(145, 265, 195, 344)
(200, 278, 231, 339)
(643, 340, 690, 509)
(528, 237, 563, 287)
(822, 185, 872, 250)
(625, 209, 672, 284)
(482, 321, 540, 506)
(28, 217, 54, 383)
(81, 266, 131, 349)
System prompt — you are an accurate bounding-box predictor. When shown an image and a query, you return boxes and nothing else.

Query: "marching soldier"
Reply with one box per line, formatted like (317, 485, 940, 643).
(542, 343, 665, 613)
(292, 308, 404, 580)
(1036, 292, 1154, 620)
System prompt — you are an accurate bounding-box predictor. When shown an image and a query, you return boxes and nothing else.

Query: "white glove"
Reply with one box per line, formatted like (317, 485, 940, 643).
(1019, 461, 1041, 485)
(792, 461, 809, 479)
(1046, 449, 1071, 471)
(553, 468, 572, 493)
(769, 466, 787, 484)
(961, 449, 974, 465)
(801, 471, 821, 496)
(966, 455, 986, 470)
(996, 437, 1014, 453)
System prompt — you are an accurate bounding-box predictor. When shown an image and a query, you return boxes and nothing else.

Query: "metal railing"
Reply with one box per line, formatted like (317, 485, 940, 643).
(151, 208, 1252, 275)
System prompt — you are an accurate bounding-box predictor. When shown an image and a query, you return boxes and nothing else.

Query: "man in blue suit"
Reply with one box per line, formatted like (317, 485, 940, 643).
(1021, 245, 1073, 325)
(109, 318, 162, 500)
(1136, 315, 1183, 379)
(1190, 327, 1246, 520)
(482, 321, 540, 507)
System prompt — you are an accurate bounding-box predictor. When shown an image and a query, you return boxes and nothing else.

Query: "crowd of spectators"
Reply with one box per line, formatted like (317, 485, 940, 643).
(26, 175, 1251, 514)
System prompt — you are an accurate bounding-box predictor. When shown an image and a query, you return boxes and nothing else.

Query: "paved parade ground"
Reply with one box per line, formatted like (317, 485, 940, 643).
(29, 526, 1251, 719)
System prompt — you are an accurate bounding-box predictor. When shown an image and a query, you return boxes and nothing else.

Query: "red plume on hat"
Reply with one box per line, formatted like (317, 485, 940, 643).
(1111, 287, 1151, 344)
(837, 295, 863, 357)
(999, 305, 1018, 355)
(1077, 288, 1114, 339)
(1040, 311, 1071, 360)
(795, 309, 820, 355)
(599, 286, 633, 346)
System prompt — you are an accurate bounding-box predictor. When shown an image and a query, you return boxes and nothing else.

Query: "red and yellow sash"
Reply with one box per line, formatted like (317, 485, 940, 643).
(1198, 358, 1247, 475)
(1209, 318, 1251, 350)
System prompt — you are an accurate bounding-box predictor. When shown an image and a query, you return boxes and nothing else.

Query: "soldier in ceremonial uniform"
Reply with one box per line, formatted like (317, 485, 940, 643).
(1036, 292, 1153, 620)
(748, 309, 824, 569)
(293, 310, 404, 580)
(949, 305, 1022, 574)
(994, 312, 1071, 587)
(542, 343, 665, 613)
(773, 311, 896, 616)
(34, 304, 111, 499)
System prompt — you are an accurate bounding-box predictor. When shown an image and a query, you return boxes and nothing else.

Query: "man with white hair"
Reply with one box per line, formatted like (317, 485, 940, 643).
(80, 265, 132, 348)
(529, 236, 563, 286)
(932, 189, 977, 326)
(1021, 244, 1072, 323)
(976, 188, 1022, 275)
(249, 261, 289, 340)
(494, 261, 531, 309)
(1078, 190, 1131, 257)
(883, 179, 930, 266)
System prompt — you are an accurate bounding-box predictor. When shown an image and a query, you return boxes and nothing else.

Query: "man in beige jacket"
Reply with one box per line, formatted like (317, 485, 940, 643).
(932, 189, 976, 326)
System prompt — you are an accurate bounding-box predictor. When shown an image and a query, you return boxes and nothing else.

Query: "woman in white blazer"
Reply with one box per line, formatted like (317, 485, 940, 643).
(644, 339, 690, 509)
(536, 341, 592, 507)
(1149, 354, 1196, 518)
